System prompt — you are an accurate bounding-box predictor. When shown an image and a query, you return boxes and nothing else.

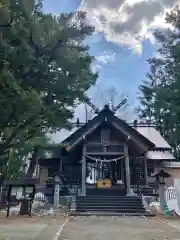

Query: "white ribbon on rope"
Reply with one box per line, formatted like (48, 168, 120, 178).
(84, 154, 125, 163)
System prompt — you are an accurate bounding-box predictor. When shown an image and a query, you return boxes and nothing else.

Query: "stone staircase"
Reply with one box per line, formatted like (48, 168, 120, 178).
(71, 188, 151, 216)
(131, 185, 156, 196)
(131, 177, 158, 197)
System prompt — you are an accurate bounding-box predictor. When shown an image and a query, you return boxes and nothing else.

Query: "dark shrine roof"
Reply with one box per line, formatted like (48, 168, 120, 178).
(61, 106, 155, 150)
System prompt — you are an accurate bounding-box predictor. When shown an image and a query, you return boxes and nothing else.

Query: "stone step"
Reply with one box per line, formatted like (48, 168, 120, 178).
(70, 212, 155, 217)
(76, 202, 143, 205)
(77, 196, 143, 200)
(77, 198, 142, 202)
(75, 194, 146, 216)
(76, 207, 145, 212)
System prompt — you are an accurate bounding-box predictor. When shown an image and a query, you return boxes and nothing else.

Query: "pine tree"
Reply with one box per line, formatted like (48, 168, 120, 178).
(0, 0, 98, 156)
(138, 6, 180, 160)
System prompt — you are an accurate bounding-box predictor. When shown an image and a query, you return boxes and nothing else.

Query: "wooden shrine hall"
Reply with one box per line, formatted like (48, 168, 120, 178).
(38, 104, 175, 197)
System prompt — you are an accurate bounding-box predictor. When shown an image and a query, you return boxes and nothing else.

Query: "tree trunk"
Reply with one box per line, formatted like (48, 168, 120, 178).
(21, 147, 38, 215)
(26, 147, 38, 178)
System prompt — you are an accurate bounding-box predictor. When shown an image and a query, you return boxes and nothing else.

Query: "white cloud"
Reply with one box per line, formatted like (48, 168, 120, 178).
(90, 52, 116, 74)
(80, 0, 180, 53)
(91, 64, 102, 72)
(95, 52, 116, 64)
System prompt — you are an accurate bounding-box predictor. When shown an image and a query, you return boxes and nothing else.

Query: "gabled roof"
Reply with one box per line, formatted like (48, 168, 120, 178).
(62, 106, 155, 151)
(135, 126, 171, 150)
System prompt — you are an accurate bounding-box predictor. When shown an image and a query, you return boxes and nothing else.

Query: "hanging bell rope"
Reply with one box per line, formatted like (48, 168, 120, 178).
(84, 154, 125, 163)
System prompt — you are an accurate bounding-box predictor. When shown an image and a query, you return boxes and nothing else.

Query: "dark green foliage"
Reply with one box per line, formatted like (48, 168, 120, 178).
(138, 6, 180, 160)
(0, 0, 97, 157)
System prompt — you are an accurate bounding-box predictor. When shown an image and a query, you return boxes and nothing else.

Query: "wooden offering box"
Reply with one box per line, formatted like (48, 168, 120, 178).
(96, 179, 112, 188)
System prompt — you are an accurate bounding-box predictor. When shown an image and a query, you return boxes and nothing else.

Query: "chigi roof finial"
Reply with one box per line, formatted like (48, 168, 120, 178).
(104, 104, 109, 110)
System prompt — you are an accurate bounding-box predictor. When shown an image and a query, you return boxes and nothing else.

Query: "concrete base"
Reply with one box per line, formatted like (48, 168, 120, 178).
(70, 195, 76, 212)
(59, 196, 72, 206)
(79, 194, 86, 196)
(59, 196, 72, 212)
(126, 188, 136, 196)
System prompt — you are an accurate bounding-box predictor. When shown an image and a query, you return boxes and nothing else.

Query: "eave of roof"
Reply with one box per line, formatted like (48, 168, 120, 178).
(146, 150, 175, 160)
(135, 126, 171, 149)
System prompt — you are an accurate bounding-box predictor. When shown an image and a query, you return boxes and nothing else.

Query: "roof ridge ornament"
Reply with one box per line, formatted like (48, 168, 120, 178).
(104, 104, 109, 110)
(112, 98, 127, 112)
(84, 95, 128, 122)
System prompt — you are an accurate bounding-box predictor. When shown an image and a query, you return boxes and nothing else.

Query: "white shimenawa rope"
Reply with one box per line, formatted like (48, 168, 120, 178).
(84, 154, 125, 163)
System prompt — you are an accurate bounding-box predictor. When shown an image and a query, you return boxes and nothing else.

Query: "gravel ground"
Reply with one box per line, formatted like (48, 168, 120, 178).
(0, 215, 67, 240)
(60, 216, 180, 240)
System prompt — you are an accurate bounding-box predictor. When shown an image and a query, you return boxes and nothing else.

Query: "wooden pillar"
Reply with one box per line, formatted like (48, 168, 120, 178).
(144, 158, 148, 186)
(81, 144, 86, 196)
(59, 158, 63, 172)
(124, 144, 131, 195)
(121, 159, 124, 183)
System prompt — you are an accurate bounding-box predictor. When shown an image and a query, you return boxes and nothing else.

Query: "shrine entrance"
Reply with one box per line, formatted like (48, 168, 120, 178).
(85, 155, 125, 186)
(60, 105, 155, 196)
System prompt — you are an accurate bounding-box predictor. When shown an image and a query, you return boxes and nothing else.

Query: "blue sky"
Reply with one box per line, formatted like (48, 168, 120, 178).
(43, 0, 179, 141)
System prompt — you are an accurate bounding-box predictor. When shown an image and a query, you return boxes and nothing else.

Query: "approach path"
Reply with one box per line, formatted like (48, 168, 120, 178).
(59, 216, 180, 240)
